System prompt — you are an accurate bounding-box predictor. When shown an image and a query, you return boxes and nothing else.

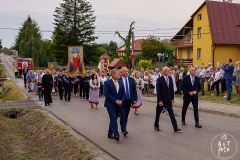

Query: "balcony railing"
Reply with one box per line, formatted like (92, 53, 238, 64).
(172, 39, 193, 48)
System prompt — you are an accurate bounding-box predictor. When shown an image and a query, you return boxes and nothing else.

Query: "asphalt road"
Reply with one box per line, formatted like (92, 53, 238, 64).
(1, 53, 240, 160)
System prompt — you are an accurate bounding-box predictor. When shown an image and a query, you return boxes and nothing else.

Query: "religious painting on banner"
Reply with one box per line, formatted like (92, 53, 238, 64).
(68, 46, 85, 75)
(104, 58, 108, 70)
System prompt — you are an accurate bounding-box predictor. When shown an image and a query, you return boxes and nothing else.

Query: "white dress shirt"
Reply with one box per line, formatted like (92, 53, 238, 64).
(190, 75, 195, 86)
(122, 76, 130, 96)
(199, 69, 206, 78)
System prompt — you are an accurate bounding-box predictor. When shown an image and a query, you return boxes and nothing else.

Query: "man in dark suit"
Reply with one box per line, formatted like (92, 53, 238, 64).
(42, 69, 53, 106)
(221, 59, 234, 101)
(119, 67, 137, 135)
(154, 67, 181, 132)
(104, 69, 126, 141)
(181, 67, 202, 128)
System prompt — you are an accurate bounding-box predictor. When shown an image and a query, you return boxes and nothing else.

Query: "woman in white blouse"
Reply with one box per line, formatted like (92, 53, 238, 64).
(89, 74, 100, 109)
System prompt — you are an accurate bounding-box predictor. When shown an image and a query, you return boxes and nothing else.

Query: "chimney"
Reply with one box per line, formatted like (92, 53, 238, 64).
(223, 0, 233, 3)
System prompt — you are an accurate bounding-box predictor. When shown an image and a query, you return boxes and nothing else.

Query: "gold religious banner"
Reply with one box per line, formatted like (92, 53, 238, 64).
(50, 64, 54, 70)
(67, 46, 86, 76)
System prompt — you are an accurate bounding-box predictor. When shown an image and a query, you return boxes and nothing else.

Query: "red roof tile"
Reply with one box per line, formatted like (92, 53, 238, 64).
(116, 39, 144, 52)
(100, 54, 111, 59)
(207, 1, 240, 45)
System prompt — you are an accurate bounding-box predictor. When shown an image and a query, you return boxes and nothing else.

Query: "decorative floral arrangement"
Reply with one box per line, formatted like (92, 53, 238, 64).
(92, 79, 98, 89)
(135, 79, 142, 86)
(174, 58, 193, 61)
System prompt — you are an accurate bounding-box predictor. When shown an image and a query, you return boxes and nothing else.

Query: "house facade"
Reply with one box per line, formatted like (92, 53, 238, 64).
(116, 39, 144, 57)
(172, 0, 240, 67)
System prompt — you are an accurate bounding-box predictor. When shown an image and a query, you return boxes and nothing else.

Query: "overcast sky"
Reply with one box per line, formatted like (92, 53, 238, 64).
(1, 0, 240, 48)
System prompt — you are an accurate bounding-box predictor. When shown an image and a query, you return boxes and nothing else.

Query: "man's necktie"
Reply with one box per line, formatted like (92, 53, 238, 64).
(166, 76, 169, 87)
(192, 76, 194, 86)
(125, 78, 130, 99)
(114, 80, 117, 92)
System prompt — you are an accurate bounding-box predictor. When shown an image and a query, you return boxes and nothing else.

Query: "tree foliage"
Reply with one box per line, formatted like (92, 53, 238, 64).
(99, 41, 118, 58)
(139, 59, 152, 69)
(141, 36, 176, 62)
(52, 0, 97, 66)
(115, 21, 135, 67)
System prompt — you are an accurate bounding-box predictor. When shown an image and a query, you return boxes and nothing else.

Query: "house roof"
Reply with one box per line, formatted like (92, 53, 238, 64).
(172, 0, 240, 45)
(108, 58, 121, 67)
(100, 54, 111, 59)
(116, 39, 144, 52)
(207, 0, 240, 45)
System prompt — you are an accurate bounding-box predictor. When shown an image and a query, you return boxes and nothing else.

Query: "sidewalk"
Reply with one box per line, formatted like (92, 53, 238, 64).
(142, 95, 240, 118)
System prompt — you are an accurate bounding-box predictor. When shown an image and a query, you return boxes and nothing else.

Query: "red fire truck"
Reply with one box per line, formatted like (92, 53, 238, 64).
(15, 58, 34, 77)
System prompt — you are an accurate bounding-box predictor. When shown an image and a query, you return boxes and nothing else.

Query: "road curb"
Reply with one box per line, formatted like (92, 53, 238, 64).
(142, 99, 240, 118)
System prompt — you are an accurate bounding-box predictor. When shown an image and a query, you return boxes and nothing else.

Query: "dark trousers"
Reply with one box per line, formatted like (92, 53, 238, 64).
(74, 84, 78, 95)
(107, 106, 126, 137)
(24, 80, 27, 88)
(58, 87, 63, 100)
(200, 78, 205, 96)
(38, 89, 42, 100)
(44, 90, 52, 105)
(221, 79, 226, 92)
(176, 81, 181, 94)
(215, 80, 220, 96)
(83, 87, 89, 99)
(79, 85, 83, 97)
(65, 89, 71, 101)
(154, 101, 178, 130)
(100, 85, 104, 96)
(207, 77, 211, 91)
(182, 98, 199, 124)
(122, 99, 131, 127)
(226, 79, 233, 100)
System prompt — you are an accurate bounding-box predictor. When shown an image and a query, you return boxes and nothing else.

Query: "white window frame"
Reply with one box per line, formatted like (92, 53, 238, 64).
(198, 14, 202, 20)
(198, 28, 202, 38)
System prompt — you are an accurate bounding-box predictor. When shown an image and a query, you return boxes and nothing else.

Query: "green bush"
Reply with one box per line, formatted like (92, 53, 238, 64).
(139, 59, 152, 69)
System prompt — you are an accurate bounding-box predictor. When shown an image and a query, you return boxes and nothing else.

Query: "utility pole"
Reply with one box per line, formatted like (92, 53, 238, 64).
(132, 31, 134, 69)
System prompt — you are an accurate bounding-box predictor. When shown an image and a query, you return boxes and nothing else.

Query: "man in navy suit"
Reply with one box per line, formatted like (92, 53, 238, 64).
(119, 67, 137, 136)
(104, 69, 126, 141)
(181, 67, 202, 128)
(221, 59, 234, 101)
(154, 67, 181, 132)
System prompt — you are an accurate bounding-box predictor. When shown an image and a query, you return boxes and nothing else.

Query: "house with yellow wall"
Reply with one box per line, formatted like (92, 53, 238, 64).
(172, 0, 240, 67)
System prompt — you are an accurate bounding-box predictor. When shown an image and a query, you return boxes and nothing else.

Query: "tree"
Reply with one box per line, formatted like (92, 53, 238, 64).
(83, 44, 105, 65)
(115, 21, 135, 67)
(166, 55, 174, 67)
(141, 36, 176, 62)
(99, 41, 118, 57)
(13, 16, 33, 53)
(0, 39, 2, 49)
(18, 16, 42, 65)
(52, 0, 97, 65)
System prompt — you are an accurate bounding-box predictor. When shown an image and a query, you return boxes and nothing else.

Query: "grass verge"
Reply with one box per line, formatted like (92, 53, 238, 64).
(0, 80, 27, 102)
(0, 109, 96, 160)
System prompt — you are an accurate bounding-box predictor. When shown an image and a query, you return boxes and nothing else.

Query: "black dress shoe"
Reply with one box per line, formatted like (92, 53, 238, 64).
(45, 104, 47, 106)
(195, 124, 202, 128)
(48, 103, 50, 105)
(108, 134, 114, 139)
(123, 131, 128, 137)
(114, 136, 120, 141)
(154, 126, 161, 131)
(226, 99, 231, 101)
(182, 121, 187, 126)
(174, 128, 182, 132)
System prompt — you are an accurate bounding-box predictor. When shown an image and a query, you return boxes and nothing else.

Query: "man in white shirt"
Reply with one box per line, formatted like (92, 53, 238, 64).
(206, 62, 212, 91)
(198, 65, 206, 96)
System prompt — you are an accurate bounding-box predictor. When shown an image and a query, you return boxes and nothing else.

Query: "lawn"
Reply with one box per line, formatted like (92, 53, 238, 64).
(175, 82, 240, 105)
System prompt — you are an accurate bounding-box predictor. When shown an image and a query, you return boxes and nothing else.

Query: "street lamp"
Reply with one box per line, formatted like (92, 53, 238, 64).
(157, 53, 168, 67)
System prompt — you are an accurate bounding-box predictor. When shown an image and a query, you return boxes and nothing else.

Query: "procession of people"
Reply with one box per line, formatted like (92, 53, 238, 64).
(20, 58, 240, 141)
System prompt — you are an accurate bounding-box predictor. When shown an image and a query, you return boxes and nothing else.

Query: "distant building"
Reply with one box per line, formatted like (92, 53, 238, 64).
(108, 58, 127, 70)
(116, 39, 144, 57)
(172, 0, 240, 67)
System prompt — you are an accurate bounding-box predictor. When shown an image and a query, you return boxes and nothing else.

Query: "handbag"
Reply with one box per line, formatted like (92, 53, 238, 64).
(233, 76, 236, 81)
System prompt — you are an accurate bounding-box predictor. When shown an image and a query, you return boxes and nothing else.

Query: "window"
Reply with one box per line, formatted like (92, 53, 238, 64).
(189, 30, 193, 43)
(197, 48, 201, 59)
(198, 28, 202, 38)
(198, 14, 202, 20)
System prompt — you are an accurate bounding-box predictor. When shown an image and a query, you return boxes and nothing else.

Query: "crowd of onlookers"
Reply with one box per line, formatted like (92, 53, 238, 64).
(19, 59, 240, 103)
